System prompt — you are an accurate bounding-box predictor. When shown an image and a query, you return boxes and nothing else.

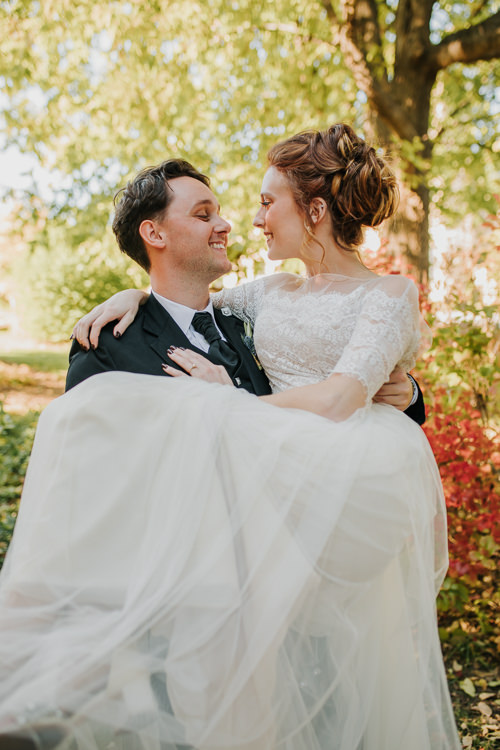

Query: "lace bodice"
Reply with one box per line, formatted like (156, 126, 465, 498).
(213, 272, 424, 403)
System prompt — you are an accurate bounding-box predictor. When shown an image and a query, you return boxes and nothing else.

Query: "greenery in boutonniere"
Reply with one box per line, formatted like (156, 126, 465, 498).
(241, 321, 262, 370)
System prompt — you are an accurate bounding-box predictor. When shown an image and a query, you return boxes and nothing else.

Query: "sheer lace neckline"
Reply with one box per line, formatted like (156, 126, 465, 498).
(273, 272, 384, 296)
(305, 272, 378, 281)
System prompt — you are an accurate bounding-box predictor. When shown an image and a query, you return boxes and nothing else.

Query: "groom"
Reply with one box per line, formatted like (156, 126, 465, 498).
(66, 158, 425, 422)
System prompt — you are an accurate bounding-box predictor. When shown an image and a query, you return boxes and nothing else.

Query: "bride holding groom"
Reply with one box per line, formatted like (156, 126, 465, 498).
(0, 124, 460, 749)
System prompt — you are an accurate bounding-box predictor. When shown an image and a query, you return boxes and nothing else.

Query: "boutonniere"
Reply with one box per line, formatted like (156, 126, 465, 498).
(241, 320, 263, 370)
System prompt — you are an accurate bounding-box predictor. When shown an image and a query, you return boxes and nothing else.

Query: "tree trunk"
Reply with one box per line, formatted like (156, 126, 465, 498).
(365, 101, 432, 281)
(334, 0, 436, 280)
(369, 57, 435, 279)
(363, 113, 429, 281)
(387, 175, 430, 281)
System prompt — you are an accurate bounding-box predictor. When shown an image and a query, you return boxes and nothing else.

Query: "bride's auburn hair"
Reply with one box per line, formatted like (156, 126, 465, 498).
(267, 123, 399, 251)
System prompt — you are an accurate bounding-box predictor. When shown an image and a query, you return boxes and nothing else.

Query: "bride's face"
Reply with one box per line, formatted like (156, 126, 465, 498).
(253, 167, 305, 262)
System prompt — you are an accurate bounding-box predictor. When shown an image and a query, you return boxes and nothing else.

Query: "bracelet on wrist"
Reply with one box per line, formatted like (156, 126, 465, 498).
(406, 374, 419, 408)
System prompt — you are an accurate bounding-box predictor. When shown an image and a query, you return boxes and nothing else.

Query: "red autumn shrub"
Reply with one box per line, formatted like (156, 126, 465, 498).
(423, 388, 499, 583)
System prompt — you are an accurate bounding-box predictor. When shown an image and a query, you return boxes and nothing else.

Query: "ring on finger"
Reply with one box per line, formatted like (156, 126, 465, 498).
(189, 363, 198, 373)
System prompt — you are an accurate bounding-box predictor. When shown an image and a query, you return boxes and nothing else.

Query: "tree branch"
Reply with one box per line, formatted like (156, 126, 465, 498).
(319, 0, 339, 25)
(338, 25, 419, 141)
(331, 0, 417, 140)
(428, 10, 500, 70)
(470, 0, 492, 22)
(430, 101, 477, 143)
(259, 21, 338, 49)
(395, 0, 434, 66)
(343, 0, 385, 69)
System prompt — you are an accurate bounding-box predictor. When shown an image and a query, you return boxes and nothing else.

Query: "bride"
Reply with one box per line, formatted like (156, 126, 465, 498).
(0, 125, 460, 750)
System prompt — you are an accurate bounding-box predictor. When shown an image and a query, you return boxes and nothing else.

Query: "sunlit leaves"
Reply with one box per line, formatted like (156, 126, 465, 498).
(0, 0, 498, 279)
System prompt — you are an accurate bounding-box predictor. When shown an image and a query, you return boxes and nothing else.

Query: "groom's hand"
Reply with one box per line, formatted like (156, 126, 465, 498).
(373, 367, 413, 411)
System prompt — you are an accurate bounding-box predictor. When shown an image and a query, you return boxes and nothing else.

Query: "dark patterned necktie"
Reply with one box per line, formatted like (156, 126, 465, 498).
(191, 312, 240, 374)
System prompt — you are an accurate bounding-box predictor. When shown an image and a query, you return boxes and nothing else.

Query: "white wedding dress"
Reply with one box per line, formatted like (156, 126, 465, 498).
(0, 273, 460, 750)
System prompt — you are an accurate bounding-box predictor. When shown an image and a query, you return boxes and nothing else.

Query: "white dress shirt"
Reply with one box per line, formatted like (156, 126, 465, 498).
(152, 291, 227, 353)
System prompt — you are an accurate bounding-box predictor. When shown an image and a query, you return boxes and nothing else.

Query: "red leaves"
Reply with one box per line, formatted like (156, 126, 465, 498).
(424, 389, 500, 582)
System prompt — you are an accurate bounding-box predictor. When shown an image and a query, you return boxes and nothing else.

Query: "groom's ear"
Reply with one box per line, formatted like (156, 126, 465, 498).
(139, 219, 166, 249)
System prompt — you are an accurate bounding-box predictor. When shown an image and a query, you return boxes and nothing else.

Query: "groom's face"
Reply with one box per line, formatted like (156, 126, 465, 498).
(157, 177, 232, 281)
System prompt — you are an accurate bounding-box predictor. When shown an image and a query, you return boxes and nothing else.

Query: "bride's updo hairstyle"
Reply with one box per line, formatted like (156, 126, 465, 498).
(267, 123, 399, 252)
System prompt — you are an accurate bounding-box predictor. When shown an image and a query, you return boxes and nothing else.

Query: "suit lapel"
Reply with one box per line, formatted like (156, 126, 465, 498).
(142, 295, 193, 363)
(143, 295, 235, 368)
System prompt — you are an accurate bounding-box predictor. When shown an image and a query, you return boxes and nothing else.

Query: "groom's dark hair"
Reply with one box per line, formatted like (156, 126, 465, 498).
(112, 159, 211, 272)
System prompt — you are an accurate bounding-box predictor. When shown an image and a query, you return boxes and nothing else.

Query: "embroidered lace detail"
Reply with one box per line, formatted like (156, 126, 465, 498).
(213, 273, 424, 404)
(212, 277, 267, 326)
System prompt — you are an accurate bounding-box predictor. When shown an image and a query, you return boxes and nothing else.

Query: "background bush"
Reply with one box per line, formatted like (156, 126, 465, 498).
(14, 228, 148, 342)
(0, 404, 37, 565)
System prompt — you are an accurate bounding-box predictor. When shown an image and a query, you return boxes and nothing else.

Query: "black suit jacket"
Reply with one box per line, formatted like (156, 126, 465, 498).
(403, 379, 425, 425)
(66, 293, 425, 424)
(66, 294, 272, 396)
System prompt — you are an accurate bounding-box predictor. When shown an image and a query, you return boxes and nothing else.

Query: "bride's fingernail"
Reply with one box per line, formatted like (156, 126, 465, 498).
(114, 331, 121, 339)
(167, 346, 175, 354)
(69, 334, 74, 340)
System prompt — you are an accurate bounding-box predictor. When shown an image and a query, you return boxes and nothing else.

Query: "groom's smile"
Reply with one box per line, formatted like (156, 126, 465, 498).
(155, 176, 233, 280)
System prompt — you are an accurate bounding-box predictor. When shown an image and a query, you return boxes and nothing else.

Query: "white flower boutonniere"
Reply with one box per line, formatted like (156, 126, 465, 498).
(241, 320, 263, 370)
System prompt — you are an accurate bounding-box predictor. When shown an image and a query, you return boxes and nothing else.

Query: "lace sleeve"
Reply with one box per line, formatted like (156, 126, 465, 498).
(333, 277, 424, 404)
(211, 277, 267, 325)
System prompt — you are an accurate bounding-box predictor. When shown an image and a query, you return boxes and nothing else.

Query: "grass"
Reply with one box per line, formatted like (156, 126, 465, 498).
(0, 349, 68, 372)
(0, 345, 67, 413)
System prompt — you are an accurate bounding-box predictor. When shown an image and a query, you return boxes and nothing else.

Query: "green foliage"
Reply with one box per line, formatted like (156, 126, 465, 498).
(422, 207, 500, 422)
(2, 0, 497, 304)
(438, 575, 498, 663)
(14, 227, 148, 342)
(437, 576, 471, 615)
(1, 0, 358, 312)
(0, 350, 68, 371)
(0, 403, 37, 566)
(427, 307, 498, 421)
(430, 58, 500, 225)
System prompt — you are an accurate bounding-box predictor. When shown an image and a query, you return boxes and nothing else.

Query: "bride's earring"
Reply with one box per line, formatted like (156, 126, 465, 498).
(309, 198, 326, 226)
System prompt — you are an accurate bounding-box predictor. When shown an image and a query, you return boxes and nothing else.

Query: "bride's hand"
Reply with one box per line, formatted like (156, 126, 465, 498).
(72, 290, 148, 350)
(163, 348, 234, 386)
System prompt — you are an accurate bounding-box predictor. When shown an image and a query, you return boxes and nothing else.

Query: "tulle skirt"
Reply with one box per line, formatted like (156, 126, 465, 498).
(0, 372, 460, 750)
